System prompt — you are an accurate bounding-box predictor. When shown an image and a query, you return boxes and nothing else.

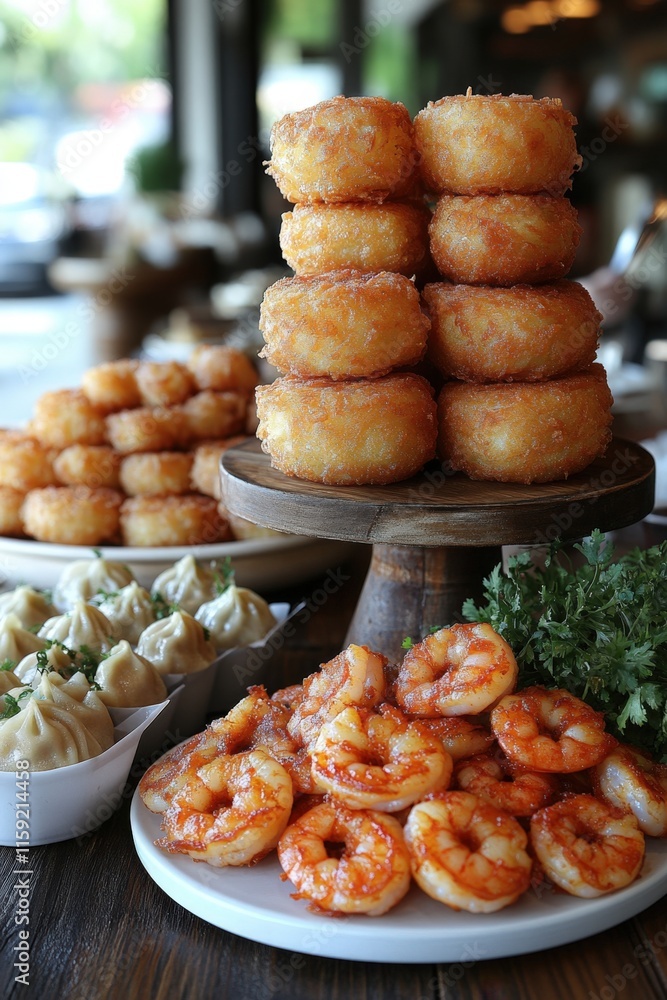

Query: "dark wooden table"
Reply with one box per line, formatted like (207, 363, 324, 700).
(3, 542, 667, 1000)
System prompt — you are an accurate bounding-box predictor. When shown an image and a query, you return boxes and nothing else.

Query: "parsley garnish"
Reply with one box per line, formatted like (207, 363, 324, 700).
(213, 557, 235, 596)
(0, 693, 22, 719)
(0, 659, 16, 672)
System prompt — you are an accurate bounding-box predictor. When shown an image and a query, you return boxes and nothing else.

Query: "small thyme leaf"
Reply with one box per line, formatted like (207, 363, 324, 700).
(0, 694, 21, 720)
(213, 556, 235, 596)
(401, 637, 414, 650)
(0, 659, 17, 672)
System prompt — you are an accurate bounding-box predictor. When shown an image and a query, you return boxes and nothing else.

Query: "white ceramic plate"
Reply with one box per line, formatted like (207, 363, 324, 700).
(0, 535, 353, 592)
(131, 792, 667, 963)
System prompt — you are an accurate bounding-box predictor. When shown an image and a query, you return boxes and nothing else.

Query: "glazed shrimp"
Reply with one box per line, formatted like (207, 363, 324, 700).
(530, 794, 645, 897)
(454, 751, 559, 817)
(312, 704, 451, 811)
(287, 644, 386, 749)
(593, 745, 667, 837)
(404, 790, 532, 913)
(160, 749, 293, 866)
(277, 800, 411, 915)
(395, 623, 518, 717)
(250, 697, 324, 796)
(419, 716, 495, 762)
(491, 686, 617, 773)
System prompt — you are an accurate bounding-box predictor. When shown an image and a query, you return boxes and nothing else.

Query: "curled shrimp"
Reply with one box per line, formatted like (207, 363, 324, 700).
(454, 751, 560, 817)
(287, 644, 386, 749)
(311, 704, 451, 812)
(250, 696, 324, 796)
(395, 623, 518, 717)
(491, 686, 617, 773)
(593, 745, 667, 837)
(160, 749, 293, 866)
(419, 716, 495, 762)
(277, 800, 411, 916)
(530, 794, 645, 897)
(404, 790, 532, 913)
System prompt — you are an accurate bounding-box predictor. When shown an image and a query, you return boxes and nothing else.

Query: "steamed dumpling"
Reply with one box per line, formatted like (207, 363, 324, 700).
(195, 584, 276, 649)
(0, 613, 46, 663)
(0, 669, 23, 696)
(95, 640, 167, 708)
(14, 642, 76, 686)
(0, 586, 56, 628)
(0, 698, 103, 770)
(39, 601, 118, 655)
(136, 611, 217, 675)
(31, 670, 114, 750)
(151, 556, 217, 615)
(53, 557, 134, 612)
(97, 582, 156, 645)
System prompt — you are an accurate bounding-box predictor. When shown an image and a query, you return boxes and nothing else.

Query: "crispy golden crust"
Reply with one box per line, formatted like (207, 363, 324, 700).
(437, 365, 613, 484)
(81, 360, 141, 413)
(182, 391, 247, 441)
(186, 345, 258, 396)
(22, 486, 123, 545)
(0, 486, 26, 537)
(135, 361, 196, 407)
(0, 438, 58, 491)
(32, 390, 107, 448)
(280, 202, 430, 278)
(120, 494, 231, 547)
(423, 280, 601, 382)
(119, 452, 194, 496)
(266, 96, 417, 204)
(430, 195, 581, 286)
(53, 444, 122, 489)
(190, 436, 247, 499)
(256, 374, 437, 486)
(259, 270, 429, 379)
(414, 94, 581, 196)
(106, 407, 188, 454)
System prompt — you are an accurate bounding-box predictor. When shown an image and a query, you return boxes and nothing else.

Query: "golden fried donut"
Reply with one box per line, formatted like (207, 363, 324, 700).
(423, 280, 601, 382)
(437, 365, 613, 484)
(106, 407, 188, 454)
(186, 345, 258, 396)
(182, 391, 247, 441)
(430, 195, 581, 286)
(280, 202, 430, 278)
(119, 452, 193, 496)
(259, 270, 429, 379)
(0, 438, 58, 491)
(81, 360, 141, 413)
(266, 96, 417, 204)
(120, 495, 231, 547)
(256, 374, 437, 485)
(22, 486, 123, 545)
(0, 487, 26, 537)
(32, 390, 107, 448)
(53, 444, 122, 489)
(135, 361, 196, 407)
(414, 94, 581, 196)
(190, 436, 247, 499)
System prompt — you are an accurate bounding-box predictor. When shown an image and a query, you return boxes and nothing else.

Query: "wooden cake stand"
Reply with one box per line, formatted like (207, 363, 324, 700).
(220, 438, 655, 662)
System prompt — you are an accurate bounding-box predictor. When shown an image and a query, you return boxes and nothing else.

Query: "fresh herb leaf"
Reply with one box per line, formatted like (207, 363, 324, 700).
(0, 659, 16, 672)
(401, 637, 414, 650)
(0, 694, 21, 719)
(213, 557, 235, 596)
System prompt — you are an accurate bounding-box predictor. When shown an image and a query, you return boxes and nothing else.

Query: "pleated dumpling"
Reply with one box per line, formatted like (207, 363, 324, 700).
(39, 601, 118, 655)
(0, 586, 56, 629)
(0, 698, 103, 770)
(95, 640, 167, 708)
(31, 670, 114, 750)
(14, 642, 76, 687)
(97, 583, 156, 645)
(0, 667, 22, 695)
(136, 611, 217, 675)
(53, 557, 134, 612)
(0, 613, 46, 664)
(151, 555, 217, 615)
(195, 584, 276, 649)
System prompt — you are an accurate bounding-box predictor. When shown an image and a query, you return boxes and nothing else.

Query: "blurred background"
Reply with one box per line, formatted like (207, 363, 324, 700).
(1, 0, 667, 432)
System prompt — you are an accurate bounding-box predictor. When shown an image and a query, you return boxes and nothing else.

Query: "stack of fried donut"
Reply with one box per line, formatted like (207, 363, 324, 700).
(416, 91, 614, 484)
(257, 96, 437, 486)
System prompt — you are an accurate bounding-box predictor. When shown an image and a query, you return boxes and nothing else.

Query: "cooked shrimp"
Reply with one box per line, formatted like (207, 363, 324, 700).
(491, 686, 617, 773)
(277, 800, 411, 915)
(419, 716, 495, 762)
(593, 745, 667, 837)
(454, 751, 559, 817)
(160, 749, 293, 866)
(136, 361, 196, 407)
(271, 684, 305, 712)
(250, 696, 323, 796)
(530, 794, 645, 897)
(395, 623, 518, 717)
(312, 704, 451, 811)
(404, 790, 532, 913)
(81, 360, 141, 413)
(287, 644, 386, 749)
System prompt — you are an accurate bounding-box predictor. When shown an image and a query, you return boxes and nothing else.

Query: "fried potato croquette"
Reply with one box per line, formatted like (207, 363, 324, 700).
(266, 95, 417, 204)
(259, 270, 429, 379)
(430, 194, 581, 285)
(186, 345, 258, 397)
(106, 406, 188, 454)
(190, 436, 247, 499)
(135, 361, 196, 407)
(437, 364, 613, 484)
(81, 360, 141, 413)
(119, 452, 193, 497)
(32, 390, 107, 448)
(0, 487, 26, 536)
(22, 486, 123, 545)
(120, 495, 231, 547)
(0, 437, 58, 491)
(280, 202, 430, 278)
(53, 445, 122, 489)
(256, 373, 437, 485)
(423, 280, 601, 382)
(414, 94, 581, 196)
(182, 391, 247, 441)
